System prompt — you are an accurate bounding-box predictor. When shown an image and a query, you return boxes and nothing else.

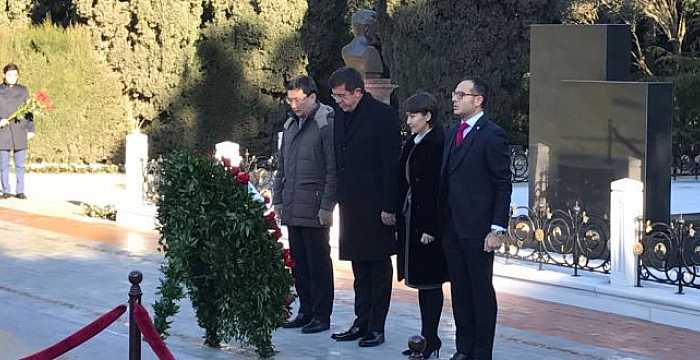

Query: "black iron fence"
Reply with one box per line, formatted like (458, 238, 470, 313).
(497, 203, 610, 275)
(510, 145, 528, 183)
(510, 147, 700, 182)
(638, 216, 700, 293)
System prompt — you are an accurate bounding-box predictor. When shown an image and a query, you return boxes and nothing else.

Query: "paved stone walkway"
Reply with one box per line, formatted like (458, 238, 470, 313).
(1, 204, 699, 359)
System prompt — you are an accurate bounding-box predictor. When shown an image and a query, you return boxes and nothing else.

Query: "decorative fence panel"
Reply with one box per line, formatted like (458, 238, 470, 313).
(639, 216, 700, 293)
(497, 203, 610, 276)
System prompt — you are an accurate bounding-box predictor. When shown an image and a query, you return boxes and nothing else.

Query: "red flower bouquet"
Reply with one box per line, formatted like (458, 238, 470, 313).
(2, 90, 54, 128)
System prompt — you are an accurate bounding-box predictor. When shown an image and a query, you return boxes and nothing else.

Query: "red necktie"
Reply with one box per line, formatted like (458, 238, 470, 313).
(454, 121, 470, 147)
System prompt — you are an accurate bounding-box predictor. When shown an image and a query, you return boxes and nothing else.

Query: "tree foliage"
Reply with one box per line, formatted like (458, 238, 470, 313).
(1, 0, 698, 159)
(0, 22, 129, 163)
(154, 0, 307, 156)
(300, 0, 377, 103)
(378, 0, 563, 144)
(566, 0, 700, 157)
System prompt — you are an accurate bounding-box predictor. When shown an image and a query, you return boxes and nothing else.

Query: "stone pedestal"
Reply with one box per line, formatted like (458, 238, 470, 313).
(215, 141, 242, 166)
(610, 178, 643, 287)
(117, 131, 156, 231)
(365, 78, 397, 105)
(116, 204, 157, 231)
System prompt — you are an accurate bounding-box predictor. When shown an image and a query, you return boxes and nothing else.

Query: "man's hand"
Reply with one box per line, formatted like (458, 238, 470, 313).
(318, 208, 333, 227)
(0, 118, 8, 128)
(27, 132, 35, 140)
(483, 231, 505, 252)
(419, 233, 435, 245)
(380, 211, 396, 226)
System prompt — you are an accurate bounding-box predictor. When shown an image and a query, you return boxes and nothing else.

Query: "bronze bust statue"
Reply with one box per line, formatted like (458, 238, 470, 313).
(342, 9, 384, 78)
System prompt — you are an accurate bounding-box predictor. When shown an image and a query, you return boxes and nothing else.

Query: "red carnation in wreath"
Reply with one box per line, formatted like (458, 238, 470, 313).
(236, 171, 249, 185)
(282, 248, 295, 268)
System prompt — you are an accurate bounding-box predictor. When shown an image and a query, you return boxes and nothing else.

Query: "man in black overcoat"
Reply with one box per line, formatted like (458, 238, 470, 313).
(327, 67, 400, 347)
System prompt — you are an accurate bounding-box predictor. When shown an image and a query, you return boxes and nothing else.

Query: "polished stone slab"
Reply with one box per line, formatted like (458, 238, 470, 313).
(529, 25, 672, 223)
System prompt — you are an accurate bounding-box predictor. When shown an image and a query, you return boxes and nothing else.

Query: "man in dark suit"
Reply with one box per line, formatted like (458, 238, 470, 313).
(439, 79, 512, 360)
(327, 67, 401, 347)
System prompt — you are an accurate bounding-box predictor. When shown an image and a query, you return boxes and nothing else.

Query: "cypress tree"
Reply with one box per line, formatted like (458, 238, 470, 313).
(380, 0, 563, 144)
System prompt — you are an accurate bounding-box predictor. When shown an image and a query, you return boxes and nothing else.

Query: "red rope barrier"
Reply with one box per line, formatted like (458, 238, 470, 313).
(133, 303, 176, 360)
(19, 305, 127, 360)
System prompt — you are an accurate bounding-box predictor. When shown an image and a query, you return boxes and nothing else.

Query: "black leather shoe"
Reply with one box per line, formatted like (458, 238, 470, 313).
(301, 319, 330, 334)
(0, 193, 11, 199)
(15, 193, 26, 199)
(358, 331, 385, 347)
(448, 353, 469, 360)
(282, 313, 312, 329)
(331, 325, 366, 341)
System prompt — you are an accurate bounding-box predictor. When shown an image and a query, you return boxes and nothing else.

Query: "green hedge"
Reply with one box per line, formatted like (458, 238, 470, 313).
(151, 0, 308, 157)
(0, 22, 130, 163)
(3, 1, 698, 160)
(74, 0, 309, 157)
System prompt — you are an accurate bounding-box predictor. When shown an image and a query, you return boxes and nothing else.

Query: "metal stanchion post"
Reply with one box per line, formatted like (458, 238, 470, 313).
(129, 271, 143, 360)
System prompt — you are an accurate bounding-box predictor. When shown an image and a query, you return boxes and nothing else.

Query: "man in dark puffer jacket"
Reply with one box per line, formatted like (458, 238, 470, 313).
(273, 75, 337, 334)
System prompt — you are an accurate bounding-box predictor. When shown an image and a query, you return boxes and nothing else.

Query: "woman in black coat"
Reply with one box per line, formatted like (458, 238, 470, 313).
(397, 92, 448, 358)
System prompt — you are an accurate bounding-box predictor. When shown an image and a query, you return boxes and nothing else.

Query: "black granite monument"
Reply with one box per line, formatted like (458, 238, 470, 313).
(529, 25, 672, 223)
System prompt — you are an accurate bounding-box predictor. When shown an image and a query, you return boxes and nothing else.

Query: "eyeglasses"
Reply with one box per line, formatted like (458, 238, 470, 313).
(331, 89, 361, 102)
(285, 94, 309, 105)
(331, 93, 351, 101)
(451, 91, 481, 100)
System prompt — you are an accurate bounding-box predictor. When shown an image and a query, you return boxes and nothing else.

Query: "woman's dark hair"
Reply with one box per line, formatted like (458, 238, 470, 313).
(403, 91, 439, 127)
(403, 91, 437, 115)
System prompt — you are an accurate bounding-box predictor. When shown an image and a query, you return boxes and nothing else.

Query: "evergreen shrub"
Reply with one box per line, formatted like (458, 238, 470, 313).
(153, 149, 293, 358)
(0, 22, 129, 163)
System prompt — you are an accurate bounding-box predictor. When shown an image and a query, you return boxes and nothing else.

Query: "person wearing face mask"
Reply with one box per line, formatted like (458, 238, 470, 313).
(0, 63, 35, 200)
(396, 92, 448, 359)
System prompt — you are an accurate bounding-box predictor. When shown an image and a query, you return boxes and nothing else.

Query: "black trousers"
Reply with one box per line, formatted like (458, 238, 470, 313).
(442, 220, 497, 359)
(287, 226, 334, 322)
(351, 258, 393, 333)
